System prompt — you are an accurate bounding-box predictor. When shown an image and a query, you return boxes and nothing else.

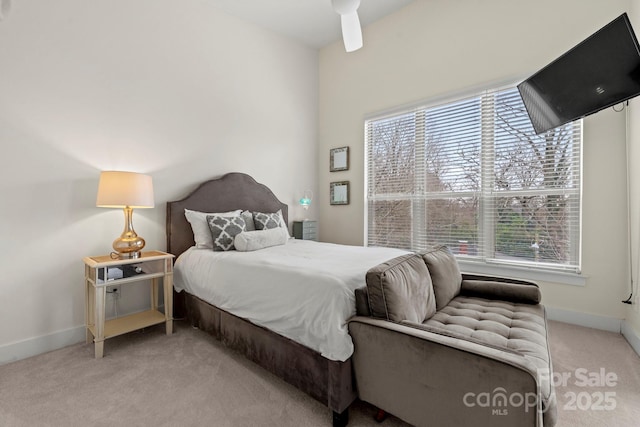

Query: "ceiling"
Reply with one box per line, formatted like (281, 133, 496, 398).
(207, 0, 415, 49)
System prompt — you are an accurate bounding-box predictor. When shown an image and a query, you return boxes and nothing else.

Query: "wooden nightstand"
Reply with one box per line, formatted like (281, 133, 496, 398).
(293, 220, 317, 241)
(83, 251, 175, 358)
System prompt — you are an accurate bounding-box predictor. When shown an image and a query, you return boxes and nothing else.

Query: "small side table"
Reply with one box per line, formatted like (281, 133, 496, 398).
(293, 220, 317, 241)
(83, 250, 174, 358)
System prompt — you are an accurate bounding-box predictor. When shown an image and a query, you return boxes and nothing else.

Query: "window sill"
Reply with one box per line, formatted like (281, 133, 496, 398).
(457, 259, 587, 286)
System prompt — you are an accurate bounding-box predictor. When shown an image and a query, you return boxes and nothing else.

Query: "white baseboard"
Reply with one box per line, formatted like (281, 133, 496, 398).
(0, 303, 167, 366)
(621, 320, 640, 357)
(545, 306, 622, 333)
(535, 306, 640, 357)
(0, 325, 86, 366)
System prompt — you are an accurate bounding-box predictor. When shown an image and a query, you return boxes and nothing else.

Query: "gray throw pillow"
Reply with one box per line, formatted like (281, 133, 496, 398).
(420, 245, 462, 310)
(241, 211, 256, 231)
(206, 215, 246, 251)
(184, 209, 242, 249)
(253, 211, 283, 230)
(366, 253, 436, 323)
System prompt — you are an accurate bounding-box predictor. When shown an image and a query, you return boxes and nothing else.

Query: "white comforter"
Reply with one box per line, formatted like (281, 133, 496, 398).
(173, 239, 407, 361)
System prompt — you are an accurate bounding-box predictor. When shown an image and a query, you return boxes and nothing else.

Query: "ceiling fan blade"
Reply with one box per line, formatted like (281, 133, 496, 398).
(341, 11, 362, 52)
(332, 0, 362, 52)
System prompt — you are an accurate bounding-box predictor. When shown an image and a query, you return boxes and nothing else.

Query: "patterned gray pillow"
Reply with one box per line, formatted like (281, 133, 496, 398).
(206, 215, 246, 251)
(241, 210, 256, 231)
(252, 210, 284, 231)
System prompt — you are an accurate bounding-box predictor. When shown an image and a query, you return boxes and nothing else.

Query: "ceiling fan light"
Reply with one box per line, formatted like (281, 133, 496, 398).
(341, 12, 363, 52)
(332, 0, 360, 15)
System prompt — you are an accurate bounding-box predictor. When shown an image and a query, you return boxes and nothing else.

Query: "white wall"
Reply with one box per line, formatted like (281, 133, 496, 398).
(0, 0, 318, 363)
(319, 0, 632, 323)
(625, 1, 640, 350)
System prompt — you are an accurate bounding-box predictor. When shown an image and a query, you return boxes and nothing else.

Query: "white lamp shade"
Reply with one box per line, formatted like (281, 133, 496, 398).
(96, 171, 154, 208)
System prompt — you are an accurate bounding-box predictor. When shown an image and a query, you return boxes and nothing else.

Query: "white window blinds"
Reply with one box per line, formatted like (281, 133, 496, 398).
(366, 86, 582, 272)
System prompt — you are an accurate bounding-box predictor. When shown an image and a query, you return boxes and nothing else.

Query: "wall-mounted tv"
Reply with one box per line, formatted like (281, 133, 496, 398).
(518, 13, 640, 135)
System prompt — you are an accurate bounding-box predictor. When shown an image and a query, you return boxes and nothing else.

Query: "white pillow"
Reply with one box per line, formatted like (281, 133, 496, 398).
(185, 209, 242, 249)
(234, 228, 289, 252)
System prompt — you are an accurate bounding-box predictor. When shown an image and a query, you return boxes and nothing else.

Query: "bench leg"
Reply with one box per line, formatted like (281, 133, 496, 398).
(374, 408, 388, 423)
(332, 408, 349, 427)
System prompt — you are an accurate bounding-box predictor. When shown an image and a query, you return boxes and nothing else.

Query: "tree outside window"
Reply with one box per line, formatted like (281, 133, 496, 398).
(366, 86, 581, 272)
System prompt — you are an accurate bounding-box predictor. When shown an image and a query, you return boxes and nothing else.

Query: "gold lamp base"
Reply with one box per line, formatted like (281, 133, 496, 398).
(112, 207, 146, 259)
(113, 235, 145, 259)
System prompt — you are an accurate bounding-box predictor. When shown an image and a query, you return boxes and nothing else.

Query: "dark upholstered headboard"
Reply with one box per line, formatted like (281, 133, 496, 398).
(166, 172, 288, 258)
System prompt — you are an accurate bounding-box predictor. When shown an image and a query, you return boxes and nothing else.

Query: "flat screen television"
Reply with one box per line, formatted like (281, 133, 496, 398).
(518, 13, 640, 134)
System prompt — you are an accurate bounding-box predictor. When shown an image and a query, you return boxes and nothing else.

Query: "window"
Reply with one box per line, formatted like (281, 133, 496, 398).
(365, 86, 582, 273)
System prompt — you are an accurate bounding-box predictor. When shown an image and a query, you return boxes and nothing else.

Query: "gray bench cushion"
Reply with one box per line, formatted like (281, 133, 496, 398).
(424, 295, 552, 401)
(366, 254, 436, 323)
(420, 246, 463, 310)
(461, 279, 542, 304)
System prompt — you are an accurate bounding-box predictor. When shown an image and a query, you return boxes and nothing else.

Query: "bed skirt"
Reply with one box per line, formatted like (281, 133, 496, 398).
(177, 291, 357, 418)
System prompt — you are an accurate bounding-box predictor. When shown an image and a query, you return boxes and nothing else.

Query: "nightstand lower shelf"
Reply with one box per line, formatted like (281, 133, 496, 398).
(88, 309, 166, 340)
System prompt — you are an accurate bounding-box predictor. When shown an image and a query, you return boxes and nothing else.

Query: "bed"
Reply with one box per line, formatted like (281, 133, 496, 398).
(166, 172, 405, 426)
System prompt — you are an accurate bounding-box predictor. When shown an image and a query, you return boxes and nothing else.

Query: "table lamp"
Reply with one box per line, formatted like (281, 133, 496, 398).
(299, 190, 313, 210)
(96, 171, 154, 259)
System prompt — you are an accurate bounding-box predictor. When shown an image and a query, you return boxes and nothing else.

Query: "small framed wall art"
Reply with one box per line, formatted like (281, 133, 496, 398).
(330, 181, 350, 205)
(330, 147, 349, 172)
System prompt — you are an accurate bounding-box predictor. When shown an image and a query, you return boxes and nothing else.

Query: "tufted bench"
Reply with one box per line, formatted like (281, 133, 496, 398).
(349, 246, 556, 427)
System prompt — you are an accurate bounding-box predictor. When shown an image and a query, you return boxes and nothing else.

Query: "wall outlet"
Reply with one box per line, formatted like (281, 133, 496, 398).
(107, 285, 121, 299)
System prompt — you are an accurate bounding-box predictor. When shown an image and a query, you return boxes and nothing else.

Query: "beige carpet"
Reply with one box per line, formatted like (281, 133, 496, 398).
(0, 320, 638, 426)
(549, 321, 640, 427)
